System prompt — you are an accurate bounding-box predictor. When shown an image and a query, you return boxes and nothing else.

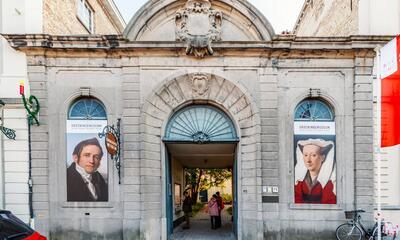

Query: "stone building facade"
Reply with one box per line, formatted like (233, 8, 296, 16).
(3, 0, 391, 239)
(0, 0, 124, 224)
(293, 0, 400, 223)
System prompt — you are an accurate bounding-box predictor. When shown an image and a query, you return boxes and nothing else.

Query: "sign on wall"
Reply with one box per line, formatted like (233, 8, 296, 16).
(66, 120, 108, 202)
(294, 121, 336, 204)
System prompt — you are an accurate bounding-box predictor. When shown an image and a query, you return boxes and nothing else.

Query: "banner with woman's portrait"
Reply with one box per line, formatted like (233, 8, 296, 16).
(294, 121, 336, 204)
(66, 120, 108, 202)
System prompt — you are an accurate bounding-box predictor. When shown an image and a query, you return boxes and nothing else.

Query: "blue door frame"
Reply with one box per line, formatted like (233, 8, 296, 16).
(166, 150, 173, 238)
(165, 144, 238, 239)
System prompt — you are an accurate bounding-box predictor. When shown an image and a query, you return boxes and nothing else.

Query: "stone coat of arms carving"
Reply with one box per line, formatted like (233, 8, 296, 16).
(176, 0, 222, 58)
(191, 73, 209, 96)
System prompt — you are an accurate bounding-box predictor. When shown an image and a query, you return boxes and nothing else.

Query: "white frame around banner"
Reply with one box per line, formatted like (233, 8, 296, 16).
(376, 47, 382, 240)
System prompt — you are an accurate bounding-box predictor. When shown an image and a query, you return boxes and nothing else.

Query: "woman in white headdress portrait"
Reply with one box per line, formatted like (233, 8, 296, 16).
(294, 138, 336, 204)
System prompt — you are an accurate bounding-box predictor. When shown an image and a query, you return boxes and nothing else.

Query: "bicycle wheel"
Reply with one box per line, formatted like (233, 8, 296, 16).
(336, 223, 362, 240)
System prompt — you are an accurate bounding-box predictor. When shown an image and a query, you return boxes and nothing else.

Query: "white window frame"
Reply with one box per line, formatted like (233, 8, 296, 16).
(76, 0, 94, 33)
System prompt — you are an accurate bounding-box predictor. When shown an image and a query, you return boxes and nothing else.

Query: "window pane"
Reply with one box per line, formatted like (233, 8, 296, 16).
(294, 100, 333, 121)
(68, 98, 107, 120)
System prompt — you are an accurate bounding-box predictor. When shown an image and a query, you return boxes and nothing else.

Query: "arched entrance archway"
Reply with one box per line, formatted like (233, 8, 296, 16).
(140, 72, 262, 240)
(163, 105, 239, 239)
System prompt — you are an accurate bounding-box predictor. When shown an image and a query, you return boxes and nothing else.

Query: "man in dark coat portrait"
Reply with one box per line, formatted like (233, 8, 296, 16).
(67, 138, 108, 201)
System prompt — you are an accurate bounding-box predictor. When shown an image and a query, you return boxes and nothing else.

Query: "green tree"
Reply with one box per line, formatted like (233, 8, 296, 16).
(185, 168, 232, 204)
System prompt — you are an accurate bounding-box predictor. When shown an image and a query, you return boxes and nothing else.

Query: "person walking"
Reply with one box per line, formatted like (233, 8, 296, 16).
(182, 191, 192, 229)
(215, 192, 224, 228)
(208, 194, 219, 230)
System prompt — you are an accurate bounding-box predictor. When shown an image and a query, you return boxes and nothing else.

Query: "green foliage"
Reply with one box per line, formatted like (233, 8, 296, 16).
(226, 206, 232, 215)
(192, 202, 205, 216)
(185, 168, 232, 204)
(221, 193, 232, 203)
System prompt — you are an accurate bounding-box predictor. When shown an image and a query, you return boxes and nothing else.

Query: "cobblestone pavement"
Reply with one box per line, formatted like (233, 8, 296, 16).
(172, 205, 235, 240)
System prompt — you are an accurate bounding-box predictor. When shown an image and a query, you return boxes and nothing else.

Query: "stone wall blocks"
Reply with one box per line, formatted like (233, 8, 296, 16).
(261, 151, 278, 160)
(354, 92, 373, 101)
(261, 178, 279, 186)
(140, 168, 161, 177)
(124, 142, 140, 151)
(123, 161, 139, 171)
(123, 150, 140, 159)
(32, 193, 49, 202)
(123, 117, 140, 125)
(356, 178, 374, 187)
(354, 100, 373, 110)
(261, 135, 278, 143)
(241, 136, 257, 145)
(261, 160, 279, 169)
(123, 109, 141, 117)
(32, 202, 49, 210)
(224, 87, 244, 109)
(262, 143, 278, 152)
(140, 176, 161, 186)
(124, 168, 140, 177)
(261, 126, 278, 135)
(260, 92, 278, 101)
(215, 81, 235, 105)
(355, 75, 373, 84)
(241, 160, 256, 170)
(142, 113, 164, 128)
(140, 143, 160, 153)
(124, 202, 141, 211)
(140, 209, 161, 219)
(355, 161, 373, 170)
(121, 82, 140, 92)
(260, 83, 278, 92)
(354, 118, 373, 127)
(32, 185, 48, 193)
(124, 185, 140, 193)
(261, 169, 279, 178)
(123, 134, 140, 142)
(31, 168, 48, 176)
(141, 151, 161, 161)
(242, 177, 257, 186)
(355, 143, 373, 153)
(241, 203, 259, 211)
(242, 144, 257, 153)
(30, 125, 48, 134)
(355, 196, 373, 205)
(123, 176, 140, 185)
(355, 126, 372, 135)
(355, 58, 374, 67)
(355, 110, 372, 118)
(355, 67, 373, 75)
(123, 100, 140, 108)
(140, 124, 161, 136)
(31, 160, 48, 168)
(31, 142, 49, 151)
(123, 211, 141, 219)
(237, 105, 254, 121)
(140, 159, 161, 169)
(141, 183, 161, 193)
(124, 193, 140, 202)
(355, 153, 373, 161)
(354, 83, 372, 92)
(122, 91, 140, 101)
(123, 125, 140, 134)
(238, 117, 255, 129)
(27, 66, 46, 73)
(260, 109, 278, 118)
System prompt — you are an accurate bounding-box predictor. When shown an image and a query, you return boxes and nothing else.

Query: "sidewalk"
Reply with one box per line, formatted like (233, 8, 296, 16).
(172, 205, 235, 240)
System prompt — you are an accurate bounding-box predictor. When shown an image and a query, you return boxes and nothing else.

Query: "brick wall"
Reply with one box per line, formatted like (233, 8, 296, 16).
(295, 0, 358, 36)
(43, 0, 120, 35)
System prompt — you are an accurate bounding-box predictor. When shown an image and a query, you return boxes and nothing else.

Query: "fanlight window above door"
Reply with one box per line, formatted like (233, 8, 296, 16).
(68, 98, 107, 120)
(294, 99, 334, 121)
(164, 105, 238, 143)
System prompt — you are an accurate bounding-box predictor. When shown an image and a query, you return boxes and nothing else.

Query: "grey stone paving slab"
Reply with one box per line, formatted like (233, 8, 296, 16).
(172, 206, 235, 240)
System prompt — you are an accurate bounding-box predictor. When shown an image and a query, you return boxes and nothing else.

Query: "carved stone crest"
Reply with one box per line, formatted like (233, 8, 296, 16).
(176, 0, 222, 58)
(191, 74, 209, 96)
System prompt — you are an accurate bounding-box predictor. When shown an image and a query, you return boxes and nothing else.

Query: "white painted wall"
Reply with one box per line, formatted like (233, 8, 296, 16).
(359, 0, 400, 35)
(2, 107, 29, 223)
(0, 107, 4, 209)
(0, 0, 41, 223)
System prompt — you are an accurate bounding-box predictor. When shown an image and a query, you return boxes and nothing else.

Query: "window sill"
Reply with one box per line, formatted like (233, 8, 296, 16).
(289, 203, 343, 210)
(62, 201, 114, 208)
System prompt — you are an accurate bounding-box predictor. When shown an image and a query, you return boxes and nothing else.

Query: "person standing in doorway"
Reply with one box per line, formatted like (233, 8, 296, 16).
(208, 194, 219, 229)
(215, 192, 224, 228)
(182, 190, 192, 229)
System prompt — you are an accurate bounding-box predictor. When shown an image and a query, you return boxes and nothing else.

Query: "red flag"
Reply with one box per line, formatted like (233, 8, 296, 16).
(381, 36, 400, 147)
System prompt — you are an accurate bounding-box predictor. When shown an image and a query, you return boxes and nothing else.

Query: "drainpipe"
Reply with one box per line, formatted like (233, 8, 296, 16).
(27, 119, 34, 228)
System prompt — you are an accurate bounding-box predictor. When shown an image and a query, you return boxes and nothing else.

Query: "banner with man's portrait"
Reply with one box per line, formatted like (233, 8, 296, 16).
(66, 120, 108, 202)
(294, 121, 336, 204)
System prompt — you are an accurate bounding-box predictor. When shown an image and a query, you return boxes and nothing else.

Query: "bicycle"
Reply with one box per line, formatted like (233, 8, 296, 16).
(335, 210, 389, 240)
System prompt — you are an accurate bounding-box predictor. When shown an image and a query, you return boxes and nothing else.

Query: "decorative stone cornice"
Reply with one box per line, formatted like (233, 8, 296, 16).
(2, 34, 392, 59)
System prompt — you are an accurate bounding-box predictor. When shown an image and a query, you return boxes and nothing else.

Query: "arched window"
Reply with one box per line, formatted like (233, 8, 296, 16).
(68, 98, 107, 120)
(293, 98, 336, 205)
(294, 99, 334, 121)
